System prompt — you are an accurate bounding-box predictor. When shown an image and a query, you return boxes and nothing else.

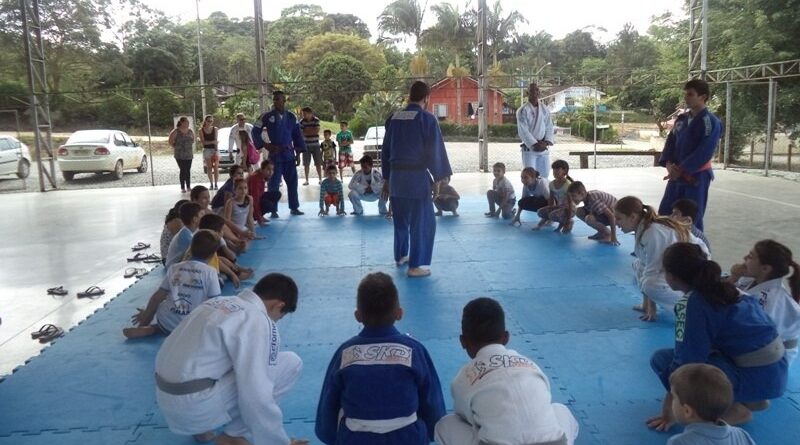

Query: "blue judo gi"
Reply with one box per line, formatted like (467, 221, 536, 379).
(315, 325, 446, 444)
(657, 108, 721, 231)
(381, 104, 452, 268)
(252, 109, 306, 212)
(651, 292, 788, 402)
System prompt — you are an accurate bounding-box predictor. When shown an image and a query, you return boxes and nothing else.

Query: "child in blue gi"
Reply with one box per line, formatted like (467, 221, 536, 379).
(666, 364, 756, 445)
(315, 272, 446, 444)
(647, 242, 788, 431)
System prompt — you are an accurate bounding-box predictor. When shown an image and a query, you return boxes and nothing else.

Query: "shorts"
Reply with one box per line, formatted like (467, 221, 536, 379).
(323, 158, 336, 169)
(302, 146, 322, 166)
(338, 152, 353, 169)
(592, 212, 611, 226)
(518, 196, 548, 212)
(203, 148, 219, 161)
(324, 193, 340, 207)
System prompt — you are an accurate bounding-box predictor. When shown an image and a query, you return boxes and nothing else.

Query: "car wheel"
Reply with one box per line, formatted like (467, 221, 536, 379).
(137, 156, 148, 173)
(113, 160, 124, 180)
(16, 159, 30, 179)
(62, 171, 75, 181)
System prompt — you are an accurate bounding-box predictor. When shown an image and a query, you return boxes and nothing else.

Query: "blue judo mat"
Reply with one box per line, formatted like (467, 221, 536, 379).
(1, 197, 798, 445)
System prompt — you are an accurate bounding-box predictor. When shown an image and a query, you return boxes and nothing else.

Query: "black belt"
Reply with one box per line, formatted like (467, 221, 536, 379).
(392, 163, 427, 171)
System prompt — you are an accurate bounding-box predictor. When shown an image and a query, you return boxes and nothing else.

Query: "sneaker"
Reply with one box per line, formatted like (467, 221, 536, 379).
(303, 181, 309, 186)
(270, 212, 280, 219)
(290, 209, 305, 216)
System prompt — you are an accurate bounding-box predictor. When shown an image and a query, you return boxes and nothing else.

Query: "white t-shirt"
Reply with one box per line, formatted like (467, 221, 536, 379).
(492, 176, 516, 201)
(156, 259, 221, 333)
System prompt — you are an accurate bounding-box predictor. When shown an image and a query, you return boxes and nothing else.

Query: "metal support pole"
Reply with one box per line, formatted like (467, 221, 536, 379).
(476, 0, 488, 171)
(700, 0, 708, 79)
(764, 79, 777, 177)
(146, 101, 155, 187)
(254, 0, 267, 113)
(195, 0, 207, 117)
(592, 89, 598, 168)
(723, 82, 732, 169)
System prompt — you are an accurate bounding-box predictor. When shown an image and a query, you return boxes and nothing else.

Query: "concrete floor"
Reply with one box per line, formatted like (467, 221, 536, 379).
(0, 166, 799, 376)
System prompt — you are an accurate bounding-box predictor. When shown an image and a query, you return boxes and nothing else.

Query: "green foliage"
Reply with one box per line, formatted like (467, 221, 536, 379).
(311, 54, 372, 118)
(286, 33, 387, 76)
(319, 13, 370, 39)
(437, 123, 519, 139)
(136, 89, 181, 128)
(353, 91, 404, 132)
(97, 94, 136, 128)
(0, 80, 28, 111)
(377, 0, 425, 47)
(130, 47, 182, 86)
(221, 91, 260, 121)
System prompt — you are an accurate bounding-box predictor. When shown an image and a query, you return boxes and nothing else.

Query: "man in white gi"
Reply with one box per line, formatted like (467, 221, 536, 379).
(154, 273, 308, 445)
(229, 113, 255, 159)
(435, 297, 579, 445)
(348, 155, 387, 216)
(516, 83, 555, 178)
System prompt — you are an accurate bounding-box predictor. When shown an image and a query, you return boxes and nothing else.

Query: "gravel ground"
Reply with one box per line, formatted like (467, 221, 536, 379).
(0, 135, 725, 193)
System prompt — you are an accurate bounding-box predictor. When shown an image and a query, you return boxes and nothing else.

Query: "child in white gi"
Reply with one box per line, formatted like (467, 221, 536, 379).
(665, 364, 756, 445)
(486, 162, 516, 220)
(316, 272, 446, 445)
(728, 239, 800, 364)
(435, 297, 579, 445)
(124, 230, 221, 338)
(614, 196, 710, 322)
(348, 155, 387, 215)
(154, 273, 307, 445)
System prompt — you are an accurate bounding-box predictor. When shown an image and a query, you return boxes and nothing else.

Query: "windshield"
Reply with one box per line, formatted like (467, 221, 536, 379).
(365, 127, 385, 140)
(66, 131, 111, 144)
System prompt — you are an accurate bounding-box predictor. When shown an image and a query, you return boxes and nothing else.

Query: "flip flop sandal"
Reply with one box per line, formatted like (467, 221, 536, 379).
(142, 254, 161, 264)
(31, 324, 58, 339)
(39, 326, 64, 343)
(46, 286, 68, 296)
(131, 242, 151, 251)
(124, 267, 147, 278)
(127, 252, 149, 262)
(77, 285, 105, 299)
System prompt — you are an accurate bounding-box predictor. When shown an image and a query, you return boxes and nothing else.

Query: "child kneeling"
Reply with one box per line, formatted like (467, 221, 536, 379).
(435, 298, 579, 445)
(124, 230, 221, 338)
(316, 272, 446, 444)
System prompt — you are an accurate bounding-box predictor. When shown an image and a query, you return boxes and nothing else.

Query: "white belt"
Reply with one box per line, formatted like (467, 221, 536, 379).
(345, 413, 417, 434)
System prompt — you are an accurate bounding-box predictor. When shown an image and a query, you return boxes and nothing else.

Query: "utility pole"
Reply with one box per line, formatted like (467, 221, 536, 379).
(195, 0, 207, 117)
(254, 0, 267, 113)
(476, 0, 488, 171)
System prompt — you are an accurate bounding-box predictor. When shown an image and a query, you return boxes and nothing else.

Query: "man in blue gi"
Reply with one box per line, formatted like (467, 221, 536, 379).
(657, 79, 722, 231)
(381, 81, 452, 278)
(252, 91, 307, 216)
(315, 272, 446, 444)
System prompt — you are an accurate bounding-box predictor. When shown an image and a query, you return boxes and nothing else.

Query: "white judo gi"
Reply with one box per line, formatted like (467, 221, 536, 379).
(633, 221, 710, 312)
(435, 344, 578, 445)
(736, 276, 800, 364)
(348, 168, 387, 215)
(155, 289, 302, 445)
(516, 102, 554, 179)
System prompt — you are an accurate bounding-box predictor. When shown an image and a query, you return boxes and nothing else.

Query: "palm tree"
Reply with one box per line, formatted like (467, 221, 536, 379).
(422, 2, 474, 124)
(377, 0, 428, 49)
(486, 1, 527, 65)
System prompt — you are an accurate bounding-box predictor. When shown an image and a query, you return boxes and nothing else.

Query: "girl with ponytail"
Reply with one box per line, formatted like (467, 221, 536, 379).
(729, 240, 800, 363)
(614, 196, 709, 321)
(647, 243, 788, 431)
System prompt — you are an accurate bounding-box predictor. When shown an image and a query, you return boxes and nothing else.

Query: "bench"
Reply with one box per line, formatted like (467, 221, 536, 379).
(568, 150, 662, 169)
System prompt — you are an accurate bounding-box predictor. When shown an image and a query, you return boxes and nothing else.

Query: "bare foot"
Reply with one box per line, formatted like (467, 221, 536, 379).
(123, 325, 157, 339)
(632, 304, 645, 313)
(722, 403, 753, 425)
(451, 210, 459, 216)
(408, 267, 431, 278)
(396, 256, 409, 266)
(215, 433, 251, 445)
(238, 268, 254, 281)
(743, 400, 770, 411)
(193, 431, 216, 443)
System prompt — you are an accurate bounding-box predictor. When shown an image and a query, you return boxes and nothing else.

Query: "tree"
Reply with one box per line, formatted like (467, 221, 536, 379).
(130, 47, 182, 86)
(378, 0, 426, 48)
(354, 90, 404, 129)
(265, 15, 320, 62)
(285, 33, 387, 77)
(486, 1, 526, 65)
(554, 30, 605, 80)
(312, 54, 372, 119)
(409, 54, 430, 78)
(281, 4, 324, 19)
(319, 13, 370, 39)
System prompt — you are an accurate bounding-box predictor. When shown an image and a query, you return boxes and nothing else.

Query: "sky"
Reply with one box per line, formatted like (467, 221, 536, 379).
(139, 0, 685, 45)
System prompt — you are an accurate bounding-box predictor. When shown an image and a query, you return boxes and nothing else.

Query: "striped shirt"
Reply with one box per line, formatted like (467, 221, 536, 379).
(319, 178, 344, 208)
(584, 190, 617, 217)
(300, 117, 320, 149)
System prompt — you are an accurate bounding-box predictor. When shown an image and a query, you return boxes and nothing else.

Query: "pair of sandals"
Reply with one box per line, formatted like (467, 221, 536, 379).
(47, 285, 105, 299)
(124, 267, 148, 279)
(127, 252, 161, 263)
(31, 324, 64, 343)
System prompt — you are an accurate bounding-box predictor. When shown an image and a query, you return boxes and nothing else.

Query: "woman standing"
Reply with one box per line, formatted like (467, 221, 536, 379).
(169, 116, 195, 193)
(199, 115, 219, 190)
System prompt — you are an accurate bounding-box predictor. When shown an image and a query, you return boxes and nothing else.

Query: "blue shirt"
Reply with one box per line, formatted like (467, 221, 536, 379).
(668, 422, 756, 445)
(381, 104, 452, 199)
(165, 226, 194, 269)
(251, 108, 306, 162)
(315, 325, 446, 444)
(659, 108, 722, 180)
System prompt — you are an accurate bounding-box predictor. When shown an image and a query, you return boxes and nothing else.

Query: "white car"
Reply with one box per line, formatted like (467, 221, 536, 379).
(362, 126, 385, 165)
(57, 130, 147, 180)
(0, 135, 32, 179)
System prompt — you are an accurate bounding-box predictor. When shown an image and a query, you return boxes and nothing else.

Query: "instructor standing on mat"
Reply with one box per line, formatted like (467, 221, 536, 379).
(381, 81, 452, 278)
